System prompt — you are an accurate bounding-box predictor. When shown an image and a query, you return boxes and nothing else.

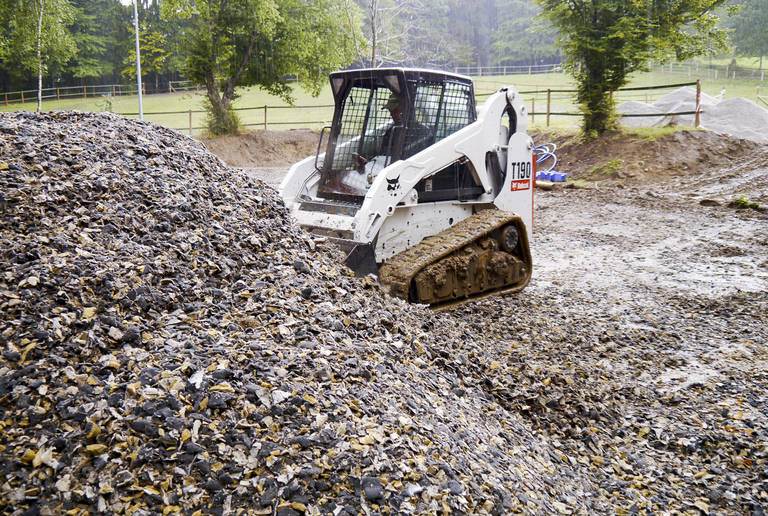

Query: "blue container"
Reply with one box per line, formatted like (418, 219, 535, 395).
(549, 172, 567, 182)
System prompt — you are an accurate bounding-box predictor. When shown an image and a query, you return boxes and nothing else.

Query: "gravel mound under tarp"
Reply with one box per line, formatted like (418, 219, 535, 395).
(618, 86, 768, 143)
(703, 97, 768, 144)
(0, 112, 600, 515)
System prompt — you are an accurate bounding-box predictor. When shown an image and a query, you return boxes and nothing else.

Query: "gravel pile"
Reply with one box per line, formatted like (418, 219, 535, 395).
(618, 86, 768, 143)
(0, 112, 598, 515)
(3, 111, 766, 516)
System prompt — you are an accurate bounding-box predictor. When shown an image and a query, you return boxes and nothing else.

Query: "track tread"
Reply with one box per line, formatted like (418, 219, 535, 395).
(379, 209, 529, 306)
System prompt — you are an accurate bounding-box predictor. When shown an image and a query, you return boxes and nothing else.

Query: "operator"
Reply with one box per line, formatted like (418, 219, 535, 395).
(384, 93, 433, 156)
(353, 93, 403, 172)
(383, 92, 403, 126)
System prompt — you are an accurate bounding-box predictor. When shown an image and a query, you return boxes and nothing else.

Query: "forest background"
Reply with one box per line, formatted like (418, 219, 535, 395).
(2, 0, 765, 96)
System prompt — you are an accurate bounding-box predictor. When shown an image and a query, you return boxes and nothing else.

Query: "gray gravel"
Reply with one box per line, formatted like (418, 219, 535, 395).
(463, 181, 768, 514)
(1, 111, 766, 515)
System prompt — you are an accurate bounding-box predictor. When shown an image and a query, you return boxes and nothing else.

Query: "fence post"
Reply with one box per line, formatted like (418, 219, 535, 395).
(21, 91, 24, 104)
(264, 105, 267, 130)
(189, 109, 192, 135)
(83, 85, 87, 99)
(762, 71, 765, 81)
(546, 89, 551, 127)
(531, 98, 535, 124)
(695, 80, 701, 128)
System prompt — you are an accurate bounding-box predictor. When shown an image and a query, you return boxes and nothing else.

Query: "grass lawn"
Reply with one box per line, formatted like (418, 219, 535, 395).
(2, 68, 765, 134)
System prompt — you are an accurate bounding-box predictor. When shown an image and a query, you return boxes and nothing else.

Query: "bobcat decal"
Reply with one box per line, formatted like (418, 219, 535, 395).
(386, 175, 400, 192)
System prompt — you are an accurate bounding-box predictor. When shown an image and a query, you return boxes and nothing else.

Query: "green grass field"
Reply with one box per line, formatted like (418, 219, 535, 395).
(2, 68, 765, 134)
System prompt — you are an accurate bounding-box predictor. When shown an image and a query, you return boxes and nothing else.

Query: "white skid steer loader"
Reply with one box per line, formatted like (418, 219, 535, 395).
(280, 68, 534, 309)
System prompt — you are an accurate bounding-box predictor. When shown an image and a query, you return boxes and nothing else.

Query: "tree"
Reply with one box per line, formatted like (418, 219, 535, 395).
(728, 0, 768, 70)
(162, 0, 361, 135)
(123, 24, 169, 90)
(0, 0, 76, 107)
(357, 0, 423, 67)
(65, 0, 133, 84)
(538, 0, 730, 136)
(492, 0, 558, 66)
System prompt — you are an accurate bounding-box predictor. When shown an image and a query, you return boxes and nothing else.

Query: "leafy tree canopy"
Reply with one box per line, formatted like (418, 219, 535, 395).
(162, 0, 362, 135)
(0, 0, 77, 82)
(65, 0, 132, 81)
(728, 0, 768, 68)
(538, 0, 731, 136)
(123, 24, 168, 80)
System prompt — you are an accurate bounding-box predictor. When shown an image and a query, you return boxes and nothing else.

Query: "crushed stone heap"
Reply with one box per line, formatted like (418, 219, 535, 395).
(0, 112, 600, 515)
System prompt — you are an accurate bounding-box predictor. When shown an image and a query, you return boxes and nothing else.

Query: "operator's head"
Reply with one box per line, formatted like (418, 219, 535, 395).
(383, 93, 402, 124)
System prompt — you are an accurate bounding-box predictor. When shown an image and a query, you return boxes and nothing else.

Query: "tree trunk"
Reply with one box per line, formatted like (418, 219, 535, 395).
(202, 33, 258, 135)
(37, 0, 44, 113)
(577, 59, 615, 136)
(204, 71, 238, 135)
(343, 0, 365, 64)
(369, 0, 378, 67)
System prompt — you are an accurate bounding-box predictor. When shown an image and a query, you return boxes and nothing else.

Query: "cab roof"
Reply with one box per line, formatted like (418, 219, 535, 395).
(328, 68, 473, 99)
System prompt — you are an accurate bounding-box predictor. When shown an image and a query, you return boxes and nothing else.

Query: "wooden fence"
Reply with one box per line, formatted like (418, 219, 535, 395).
(1, 81, 197, 107)
(476, 81, 703, 128)
(758, 87, 768, 108)
(113, 81, 704, 135)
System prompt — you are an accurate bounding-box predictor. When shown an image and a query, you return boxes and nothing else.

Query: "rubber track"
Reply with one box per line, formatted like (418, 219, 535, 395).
(379, 209, 527, 308)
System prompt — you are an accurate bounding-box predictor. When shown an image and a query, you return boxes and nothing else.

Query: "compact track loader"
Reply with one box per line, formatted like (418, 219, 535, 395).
(279, 68, 534, 309)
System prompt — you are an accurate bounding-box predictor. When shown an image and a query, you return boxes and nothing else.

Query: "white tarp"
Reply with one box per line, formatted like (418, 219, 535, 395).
(617, 86, 768, 143)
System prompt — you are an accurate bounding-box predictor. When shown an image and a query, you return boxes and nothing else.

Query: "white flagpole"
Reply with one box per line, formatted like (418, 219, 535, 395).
(133, 0, 143, 119)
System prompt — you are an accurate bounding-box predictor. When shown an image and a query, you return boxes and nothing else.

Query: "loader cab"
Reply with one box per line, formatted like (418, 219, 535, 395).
(317, 68, 477, 202)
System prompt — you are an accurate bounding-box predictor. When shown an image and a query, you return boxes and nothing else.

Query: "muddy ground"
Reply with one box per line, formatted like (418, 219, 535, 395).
(201, 129, 319, 186)
(202, 128, 768, 513)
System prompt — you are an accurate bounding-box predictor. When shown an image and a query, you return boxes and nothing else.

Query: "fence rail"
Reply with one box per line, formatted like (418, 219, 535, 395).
(456, 61, 767, 80)
(0, 78, 728, 134)
(0, 80, 197, 107)
(453, 63, 563, 76)
(656, 62, 767, 81)
(108, 81, 703, 135)
(758, 86, 768, 108)
(4, 60, 767, 108)
(476, 81, 702, 128)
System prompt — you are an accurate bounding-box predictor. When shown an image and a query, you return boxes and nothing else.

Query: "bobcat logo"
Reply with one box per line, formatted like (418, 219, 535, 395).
(386, 175, 400, 192)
